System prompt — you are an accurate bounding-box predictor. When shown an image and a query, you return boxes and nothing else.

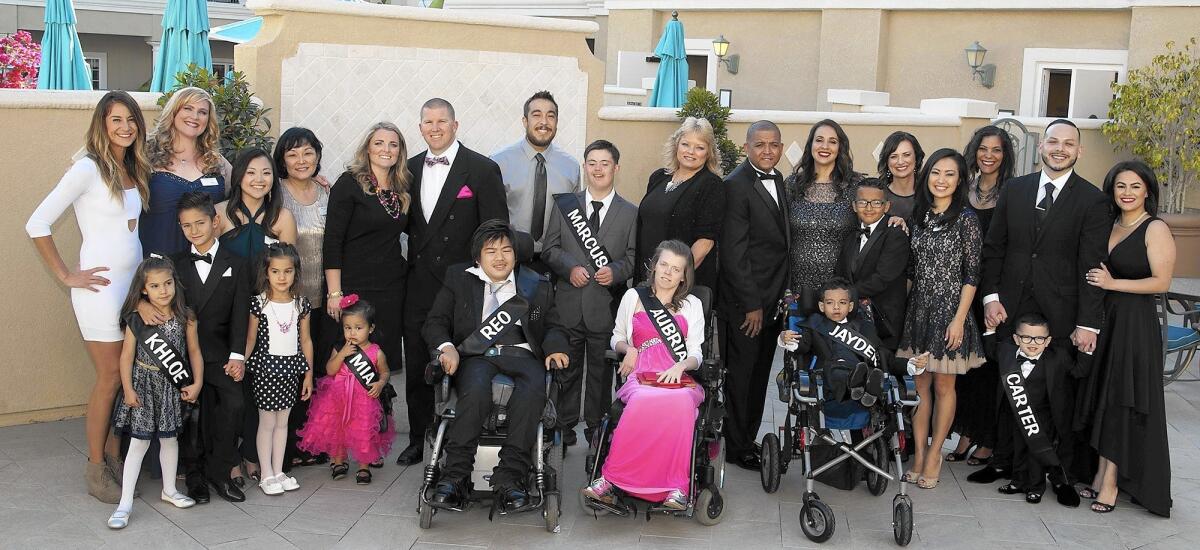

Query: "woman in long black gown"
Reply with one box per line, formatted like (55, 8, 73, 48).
(1081, 160, 1175, 517)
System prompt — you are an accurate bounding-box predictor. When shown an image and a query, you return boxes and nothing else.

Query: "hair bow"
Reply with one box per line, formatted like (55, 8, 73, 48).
(339, 293, 360, 309)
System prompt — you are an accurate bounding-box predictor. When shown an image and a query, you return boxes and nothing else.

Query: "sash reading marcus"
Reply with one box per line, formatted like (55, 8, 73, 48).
(128, 315, 194, 390)
(553, 193, 612, 271)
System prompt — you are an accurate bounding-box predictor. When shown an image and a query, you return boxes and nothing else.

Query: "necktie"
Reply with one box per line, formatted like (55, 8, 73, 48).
(190, 252, 213, 264)
(1036, 182, 1056, 223)
(589, 200, 603, 230)
(424, 155, 449, 167)
(531, 153, 547, 241)
(484, 280, 511, 318)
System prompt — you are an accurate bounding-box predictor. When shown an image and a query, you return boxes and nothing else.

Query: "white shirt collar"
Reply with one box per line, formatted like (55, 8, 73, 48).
(1016, 350, 1043, 362)
(465, 265, 517, 288)
(1039, 169, 1073, 191)
(862, 217, 884, 233)
(428, 140, 461, 165)
(585, 188, 615, 211)
(751, 165, 780, 179)
(192, 238, 219, 258)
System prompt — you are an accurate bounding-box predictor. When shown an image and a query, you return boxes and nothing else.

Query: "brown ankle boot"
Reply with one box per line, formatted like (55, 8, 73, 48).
(86, 460, 121, 503)
(103, 454, 124, 485)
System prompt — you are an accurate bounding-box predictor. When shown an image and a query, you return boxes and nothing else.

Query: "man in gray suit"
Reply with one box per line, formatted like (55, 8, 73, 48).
(542, 139, 638, 447)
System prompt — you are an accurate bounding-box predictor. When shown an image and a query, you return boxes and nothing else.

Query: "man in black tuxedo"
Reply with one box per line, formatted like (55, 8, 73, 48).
(835, 178, 910, 351)
(968, 119, 1108, 484)
(401, 98, 510, 465)
(171, 191, 250, 503)
(719, 120, 790, 471)
(424, 221, 570, 512)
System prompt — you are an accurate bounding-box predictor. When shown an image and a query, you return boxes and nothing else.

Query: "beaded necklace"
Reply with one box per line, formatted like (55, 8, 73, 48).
(369, 174, 403, 220)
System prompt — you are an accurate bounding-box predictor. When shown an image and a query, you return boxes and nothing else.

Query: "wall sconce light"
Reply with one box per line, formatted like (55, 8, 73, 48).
(965, 41, 995, 88)
(712, 35, 739, 75)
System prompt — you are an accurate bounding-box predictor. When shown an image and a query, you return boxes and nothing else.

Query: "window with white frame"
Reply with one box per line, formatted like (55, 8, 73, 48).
(83, 52, 107, 90)
(1019, 48, 1127, 119)
(212, 59, 235, 81)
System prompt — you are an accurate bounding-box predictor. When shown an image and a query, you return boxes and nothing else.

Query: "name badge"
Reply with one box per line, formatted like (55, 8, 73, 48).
(200, 177, 220, 187)
(318, 205, 328, 216)
(264, 236, 279, 245)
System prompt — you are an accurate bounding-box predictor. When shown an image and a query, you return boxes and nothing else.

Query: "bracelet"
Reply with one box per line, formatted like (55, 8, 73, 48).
(327, 291, 343, 299)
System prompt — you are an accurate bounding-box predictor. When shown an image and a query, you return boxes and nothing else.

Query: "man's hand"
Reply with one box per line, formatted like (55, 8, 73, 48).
(545, 353, 570, 370)
(137, 299, 169, 325)
(569, 266, 590, 288)
(224, 359, 245, 382)
(594, 266, 614, 286)
(741, 309, 764, 338)
(439, 347, 461, 376)
(1071, 328, 1098, 354)
(984, 301, 1007, 329)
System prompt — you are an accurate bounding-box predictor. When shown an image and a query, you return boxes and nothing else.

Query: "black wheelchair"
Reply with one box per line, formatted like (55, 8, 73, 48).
(581, 285, 727, 525)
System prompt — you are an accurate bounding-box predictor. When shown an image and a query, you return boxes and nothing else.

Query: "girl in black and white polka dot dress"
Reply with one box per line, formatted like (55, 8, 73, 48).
(246, 243, 314, 496)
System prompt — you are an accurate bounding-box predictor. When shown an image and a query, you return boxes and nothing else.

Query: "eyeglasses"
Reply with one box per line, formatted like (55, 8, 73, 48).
(1014, 334, 1049, 344)
(853, 200, 887, 208)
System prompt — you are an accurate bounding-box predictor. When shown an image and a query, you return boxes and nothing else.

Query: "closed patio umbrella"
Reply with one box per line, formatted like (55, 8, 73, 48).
(150, 0, 213, 92)
(37, 0, 91, 90)
(648, 11, 688, 108)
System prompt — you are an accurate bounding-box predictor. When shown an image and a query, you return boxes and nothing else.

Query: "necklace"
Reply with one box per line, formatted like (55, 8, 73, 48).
(268, 299, 296, 334)
(1117, 211, 1149, 228)
(369, 174, 403, 220)
(973, 176, 999, 204)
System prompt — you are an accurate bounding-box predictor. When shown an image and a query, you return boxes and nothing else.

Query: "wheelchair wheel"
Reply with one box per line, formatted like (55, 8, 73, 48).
(892, 495, 913, 546)
(695, 487, 725, 526)
(418, 499, 434, 529)
(780, 424, 793, 474)
(799, 499, 835, 543)
(865, 437, 889, 496)
(544, 493, 561, 533)
(760, 433, 781, 494)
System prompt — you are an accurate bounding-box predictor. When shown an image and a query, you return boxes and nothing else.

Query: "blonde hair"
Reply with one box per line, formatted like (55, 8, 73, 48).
(662, 117, 720, 175)
(85, 91, 151, 207)
(149, 87, 222, 174)
(346, 122, 412, 214)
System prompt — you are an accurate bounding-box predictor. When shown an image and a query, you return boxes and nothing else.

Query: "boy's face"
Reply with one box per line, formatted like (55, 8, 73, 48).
(178, 208, 219, 250)
(584, 149, 618, 194)
(853, 186, 889, 226)
(478, 236, 515, 283)
(817, 288, 854, 323)
(1013, 322, 1051, 357)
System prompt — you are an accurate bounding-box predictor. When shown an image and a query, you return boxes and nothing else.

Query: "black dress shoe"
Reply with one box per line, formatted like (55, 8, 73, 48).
(431, 480, 466, 510)
(1053, 483, 1081, 508)
(733, 452, 761, 471)
(562, 429, 578, 447)
(498, 487, 529, 513)
(966, 466, 1010, 484)
(188, 482, 210, 504)
(395, 444, 423, 466)
(209, 478, 246, 503)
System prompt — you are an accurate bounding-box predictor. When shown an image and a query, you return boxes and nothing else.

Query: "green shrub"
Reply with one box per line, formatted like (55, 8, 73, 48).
(158, 63, 274, 160)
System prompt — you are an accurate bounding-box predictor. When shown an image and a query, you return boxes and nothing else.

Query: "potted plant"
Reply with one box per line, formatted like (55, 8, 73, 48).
(1104, 38, 1200, 275)
(0, 30, 40, 89)
(678, 87, 742, 175)
(158, 63, 274, 159)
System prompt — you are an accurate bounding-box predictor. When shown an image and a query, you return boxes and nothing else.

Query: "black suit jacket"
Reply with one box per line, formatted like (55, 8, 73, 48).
(981, 172, 1108, 338)
(406, 142, 509, 316)
(718, 160, 790, 322)
(171, 244, 251, 365)
(422, 263, 569, 358)
(835, 221, 910, 349)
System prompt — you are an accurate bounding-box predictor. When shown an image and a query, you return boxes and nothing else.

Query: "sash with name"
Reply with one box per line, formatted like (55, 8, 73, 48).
(1000, 355, 1057, 461)
(344, 346, 379, 390)
(823, 320, 881, 368)
(553, 193, 612, 271)
(637, 287, 688, 363)
(127, 315, 194, 390)
(459, 292, 530, 357)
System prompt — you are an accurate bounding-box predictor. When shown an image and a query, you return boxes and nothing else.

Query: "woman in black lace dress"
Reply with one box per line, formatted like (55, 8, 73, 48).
(899, 148, 986, 488)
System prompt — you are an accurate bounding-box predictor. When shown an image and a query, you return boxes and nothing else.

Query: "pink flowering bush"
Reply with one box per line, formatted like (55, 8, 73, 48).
(0, 31, 41, 88)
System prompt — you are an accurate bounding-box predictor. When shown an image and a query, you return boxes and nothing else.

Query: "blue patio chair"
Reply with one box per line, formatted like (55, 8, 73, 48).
(1160, 292, 1200, 385)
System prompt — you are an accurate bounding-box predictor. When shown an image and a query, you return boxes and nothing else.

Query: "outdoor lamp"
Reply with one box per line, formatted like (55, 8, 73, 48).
(712, 35, 739, 75)
(964, 41, 996, 88)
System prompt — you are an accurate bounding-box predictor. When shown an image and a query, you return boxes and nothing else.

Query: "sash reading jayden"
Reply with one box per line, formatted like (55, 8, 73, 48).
(823, 320, 881, 368)
(128, 315, 194, 390)
(999, 356, 1057, 460)
(553, 193, 612, 271)
(636, 287, 688, 363)
(458, 293, 530, 357)
(344, 346, 379, 390)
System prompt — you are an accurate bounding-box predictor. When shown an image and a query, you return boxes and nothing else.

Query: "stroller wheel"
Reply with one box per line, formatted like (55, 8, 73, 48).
(865, 437, 890, 496)
(695, 488, 725, 526)
(799, 499, 835, 543)
(543, 492, 561, 533)
(892, 495, 913, 546)
(418, 498, 434, 529)
(760, 433, 781, 494)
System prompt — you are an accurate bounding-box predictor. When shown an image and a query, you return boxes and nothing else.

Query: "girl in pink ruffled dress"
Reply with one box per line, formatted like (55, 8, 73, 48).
(297, 295, 395, 484)
(583, 240, 706, 509)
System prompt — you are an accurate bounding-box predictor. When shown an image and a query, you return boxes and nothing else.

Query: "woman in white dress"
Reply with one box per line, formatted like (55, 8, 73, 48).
(26, 91, 151, 503)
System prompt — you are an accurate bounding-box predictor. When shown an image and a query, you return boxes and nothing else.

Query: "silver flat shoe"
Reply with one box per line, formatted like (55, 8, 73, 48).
(662, 489, 687, 510)
(106, 510, 130, 529)
(160, 491, 196, 509)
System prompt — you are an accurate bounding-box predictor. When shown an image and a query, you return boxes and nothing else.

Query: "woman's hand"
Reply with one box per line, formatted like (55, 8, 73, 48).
(62, 266, 111, 292)
(887, 216, 909, 235)
(1086, 263, 1114, 290)
(944, 319, 965, 351)
(124, 389, 141, 408)
(136, 299, 170, 325)
(181, 383, 201, 403)
(619, 349, 638, 377)
(314, 175, 332, 191)
(326, 299, 342, 320)
(368, 380, 384, 399)
(656, 363, 687, 385)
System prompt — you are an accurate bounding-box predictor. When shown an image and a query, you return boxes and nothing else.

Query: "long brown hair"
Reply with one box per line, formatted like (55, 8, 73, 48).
(86, 91, 151, 207)
(119, 255, 192, 328)
(640, 239, 695, 311)
(347, 122, 412, 213)
(149, 87, 222, 174)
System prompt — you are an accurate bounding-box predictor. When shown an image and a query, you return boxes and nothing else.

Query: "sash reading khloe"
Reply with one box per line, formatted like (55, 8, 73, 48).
(636, 287, 688, 363)
(999, 358, 1057, 461)
(128, 315, 194, 390)
(344, 347, 378, 390)
(458, 293, 530, 357)
(824, 321, 880, 368)
(553, 193, 612, 271)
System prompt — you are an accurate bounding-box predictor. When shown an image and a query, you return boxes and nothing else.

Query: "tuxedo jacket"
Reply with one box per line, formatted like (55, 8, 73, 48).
(994, 339, 1073, 440)
(718, 160, 790, 323)
(406, 142, 509, 315)
(171, 245, 251, 365)
(422, 263, 570, 359)
(540, 190, 638, 332)
(981, 172, 1109, 338)
(834, 221, 910, 349)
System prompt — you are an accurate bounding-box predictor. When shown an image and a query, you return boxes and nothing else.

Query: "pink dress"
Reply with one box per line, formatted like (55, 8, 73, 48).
(602, 312, 705, 500)
(297, 343, 396, 464)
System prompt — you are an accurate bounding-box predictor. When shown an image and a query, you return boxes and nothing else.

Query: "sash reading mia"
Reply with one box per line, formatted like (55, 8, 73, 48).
(636, 287, 688, 363)
(128, 315, 194, 390)
(553, 193, 612, 271)
(344, 346, 378, 390)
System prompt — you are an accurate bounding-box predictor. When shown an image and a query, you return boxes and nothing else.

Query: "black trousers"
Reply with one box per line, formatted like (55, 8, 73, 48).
(179, 402, 203, 488)
(203, 361, 246, 481)
(240, 371, 259, 464)
(441, 355, 546, 489)
(720, 314, 782, 456)
(559, 323, 613, 437)
(1013, 404, 1060, 493)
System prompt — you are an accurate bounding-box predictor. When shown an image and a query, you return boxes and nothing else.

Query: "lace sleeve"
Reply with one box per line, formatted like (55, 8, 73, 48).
(961, 211, 982, 287)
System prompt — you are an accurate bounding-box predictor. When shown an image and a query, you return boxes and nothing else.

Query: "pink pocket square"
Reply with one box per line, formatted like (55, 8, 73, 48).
(456, 185, 474, 199)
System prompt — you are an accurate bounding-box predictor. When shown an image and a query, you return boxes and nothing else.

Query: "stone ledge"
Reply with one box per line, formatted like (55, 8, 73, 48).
(919, 97, 999, 119)
(0, 89, 162, 110)
(247, 0, 600, 34)
(598, 106, 962, 126)
(827, 89, 891, 107)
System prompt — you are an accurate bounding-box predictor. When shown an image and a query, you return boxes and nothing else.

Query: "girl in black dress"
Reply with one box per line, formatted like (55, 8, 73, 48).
(1080, 160, 1175, 516)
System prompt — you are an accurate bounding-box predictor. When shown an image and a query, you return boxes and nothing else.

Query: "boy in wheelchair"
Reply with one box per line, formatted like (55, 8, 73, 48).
(421, 221, 571, 515)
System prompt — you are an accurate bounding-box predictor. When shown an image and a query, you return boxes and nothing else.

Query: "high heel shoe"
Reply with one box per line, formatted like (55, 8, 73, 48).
(945, 443, 975, 463)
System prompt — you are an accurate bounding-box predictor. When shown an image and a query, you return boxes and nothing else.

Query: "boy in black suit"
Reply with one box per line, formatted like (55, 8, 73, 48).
(835, 178, 910, 351)
(171, 191, 251, 503)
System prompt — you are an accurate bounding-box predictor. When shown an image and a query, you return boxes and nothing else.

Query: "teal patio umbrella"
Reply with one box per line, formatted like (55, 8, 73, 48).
(37, 0, 92, 90)
(150, 0, 213, 92)
(648, 12, 688, 108)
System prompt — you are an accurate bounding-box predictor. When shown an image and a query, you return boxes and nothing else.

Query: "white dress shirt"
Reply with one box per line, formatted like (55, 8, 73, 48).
(421, 140, 462, 222)
(437, 266, 530, 352)
(192, 239, 243, 361)
(1017, 351, 1043, 379)
(752, 167, 781, 206)
(585, 188, 615, 227)
(859, 218, 884, 251)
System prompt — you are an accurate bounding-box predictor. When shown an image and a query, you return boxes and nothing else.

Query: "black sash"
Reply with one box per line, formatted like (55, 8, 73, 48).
(553, 193, 612, 271)
(344, 347, 379, 390)
(636, 287, 688, 363)
(458, 293, 530, 357)
(129, 315, 194, 390)
(824, 320, 880, 368)
(1000, 357, 1056, 460)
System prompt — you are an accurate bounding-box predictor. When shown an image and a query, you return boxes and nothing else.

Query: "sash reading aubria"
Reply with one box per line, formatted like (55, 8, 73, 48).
(636, 287, 688, 364)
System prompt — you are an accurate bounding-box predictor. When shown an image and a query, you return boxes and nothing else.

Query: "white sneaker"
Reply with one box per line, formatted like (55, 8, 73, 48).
(160, 491, 196, 509)
(275, 474, 300, 491)
(259, 477, 285, 496)
(106, 510, 130, 529)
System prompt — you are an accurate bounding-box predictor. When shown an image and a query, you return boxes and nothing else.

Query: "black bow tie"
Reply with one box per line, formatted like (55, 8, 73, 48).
(190, 252, 213, 264)
(1019, 355, 1039, 365)
(858, 225, 873, 239)
(757, 172, 780, 182)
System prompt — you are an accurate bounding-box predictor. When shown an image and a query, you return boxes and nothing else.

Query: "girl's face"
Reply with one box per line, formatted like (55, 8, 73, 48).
(240, 156, 274, 202)
(928, 157, 961, 201)
(810, 125, 840, 168)
(887, 140, 916, 180)
(1112, 170, 1149, 214)
(976, 135, 1004, 176)
(675, 131, 709, 172)
(143, 269, 176, 308)
(283, 143, 318, 181)
(173, 98, 210, 140)
(368, 129, 401, 172)
(342, 312, 374, 346)
(653, 250, 687, 293)
(266, 257, 296, 296)
(106, 102, 138, 152)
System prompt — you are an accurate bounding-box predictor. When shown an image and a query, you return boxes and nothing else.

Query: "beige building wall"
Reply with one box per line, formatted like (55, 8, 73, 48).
(1128, 6, 1200, 68)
